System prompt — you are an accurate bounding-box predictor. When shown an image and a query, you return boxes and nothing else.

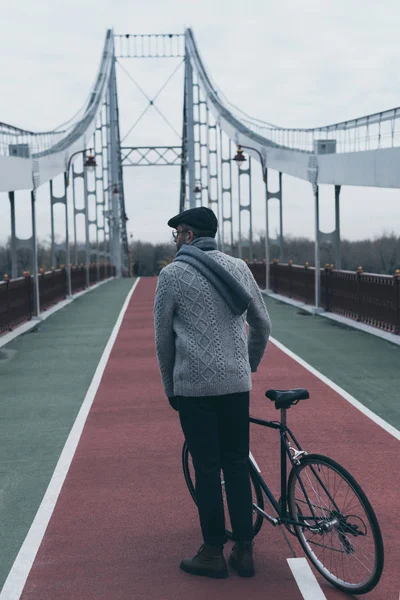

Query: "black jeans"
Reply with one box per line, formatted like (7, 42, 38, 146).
(178, 392, 253, 547)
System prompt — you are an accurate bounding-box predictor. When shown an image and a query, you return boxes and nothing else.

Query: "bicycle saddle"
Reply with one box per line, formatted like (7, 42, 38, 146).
(265, 388, 309, 409)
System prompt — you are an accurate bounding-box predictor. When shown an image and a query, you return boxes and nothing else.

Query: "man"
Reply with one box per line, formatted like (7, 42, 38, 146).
(154, 206, 271, 579)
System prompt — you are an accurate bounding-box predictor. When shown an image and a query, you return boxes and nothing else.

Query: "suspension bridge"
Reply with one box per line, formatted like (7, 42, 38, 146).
(0, 29, 399, 600)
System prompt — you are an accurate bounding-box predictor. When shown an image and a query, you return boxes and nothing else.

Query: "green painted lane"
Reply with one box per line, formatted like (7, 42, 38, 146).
(264, 296, 400, 430)
(0, 279, 134, 589)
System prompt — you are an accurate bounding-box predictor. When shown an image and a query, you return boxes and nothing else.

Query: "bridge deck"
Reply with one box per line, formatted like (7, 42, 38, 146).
(0, 278, 398, 599)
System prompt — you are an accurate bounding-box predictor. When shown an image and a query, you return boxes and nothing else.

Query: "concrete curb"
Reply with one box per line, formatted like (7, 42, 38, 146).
(262, 289, 400, 347)
(0, 278, 116, 350)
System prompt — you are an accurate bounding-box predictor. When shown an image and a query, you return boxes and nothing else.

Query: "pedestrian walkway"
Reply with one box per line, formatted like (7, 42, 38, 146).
(0, 278, 398, 599)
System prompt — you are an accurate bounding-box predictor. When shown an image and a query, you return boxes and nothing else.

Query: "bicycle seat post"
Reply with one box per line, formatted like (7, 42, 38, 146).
(280, 408, 287, 428)
(280, 408, 288, 516)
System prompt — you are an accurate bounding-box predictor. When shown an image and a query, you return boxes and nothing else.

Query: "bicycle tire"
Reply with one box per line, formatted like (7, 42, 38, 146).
(182, 441, 264, 539)
(287, 453, 384, 595)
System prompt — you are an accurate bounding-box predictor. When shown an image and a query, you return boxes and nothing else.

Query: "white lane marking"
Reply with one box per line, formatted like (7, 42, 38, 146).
(287, 558, 327, 600)
(0, 278, 140, 600)
(270, 336, 400, 441)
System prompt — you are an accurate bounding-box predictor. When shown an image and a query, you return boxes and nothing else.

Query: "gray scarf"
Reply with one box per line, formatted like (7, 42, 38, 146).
(174, 237, 252, 315)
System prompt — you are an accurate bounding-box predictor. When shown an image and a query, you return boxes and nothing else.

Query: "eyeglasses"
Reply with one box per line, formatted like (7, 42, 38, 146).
(172, 229, 189, 241)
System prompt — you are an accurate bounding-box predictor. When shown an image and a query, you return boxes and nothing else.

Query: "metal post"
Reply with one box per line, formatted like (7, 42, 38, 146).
(264, 168, 270, 291)
(114, 76, 130, 276)
(109, 56, 122, 276)
(9, 191, 17, 279)
(95, 125, 106, 280)
(248, 157, 253, 262)
(50, 180, 56, 267)
(93, 131, 99, 282)
(199, 98, 208, 207)
(193, 83, 201, 206)
(218, 129, 225, 252)
(206, 106, 220, 247)
(219, 132, 234, 254)
(279, 172, 283, 261)
(83, 152, 90, 287)
(184, 51, 196, 208)
(206, 105, 211, 210)
(31, 190, 40, 317)
(95, 131, 101, 281)
(264, 168, 283, 262)
(237, 167, 242, 259)
(214, 124, 221, 249)
(228, 140, 233, 251)
(179, 93, 188, 212)
(314, 184, 321, 308)
(71, 164, 78, 265)
(64, 172, 72, 296)
(103, 99, 112, 269)
(238, 158, 252, 261)
(334, 185, 341, 269)
(395, 272, 400, 335)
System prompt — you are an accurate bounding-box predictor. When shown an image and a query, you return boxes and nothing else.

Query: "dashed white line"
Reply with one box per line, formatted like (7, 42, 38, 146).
(287, 558, 327, 599)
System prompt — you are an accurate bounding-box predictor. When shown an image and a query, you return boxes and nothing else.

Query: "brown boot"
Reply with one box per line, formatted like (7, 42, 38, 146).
(180, 544, 228, 579)
(229, 541, 255, 577)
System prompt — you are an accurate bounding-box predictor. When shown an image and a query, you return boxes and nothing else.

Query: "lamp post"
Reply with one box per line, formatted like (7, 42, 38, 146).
(129, 232, 134, 277)
(233, 145, 270, 290)
(66, 149, 97, 289)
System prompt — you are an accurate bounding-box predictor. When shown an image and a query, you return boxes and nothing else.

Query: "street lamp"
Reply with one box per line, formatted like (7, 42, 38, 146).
(193, 182, 202, 195)
(232, 146, 248, 170)
(66, 149, 97, 187)
(232, 144, 269, 290)
(232, 145, 266, 180)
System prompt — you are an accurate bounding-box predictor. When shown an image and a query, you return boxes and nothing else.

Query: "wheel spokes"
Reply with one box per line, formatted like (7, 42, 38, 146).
(293, 462, 378, 588)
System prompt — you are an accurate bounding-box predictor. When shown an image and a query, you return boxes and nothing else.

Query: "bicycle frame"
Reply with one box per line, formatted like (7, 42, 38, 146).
(249, 409, 328, 531)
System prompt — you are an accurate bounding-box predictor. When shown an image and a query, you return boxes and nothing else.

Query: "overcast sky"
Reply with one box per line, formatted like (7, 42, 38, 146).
(1, 0, 400, 253)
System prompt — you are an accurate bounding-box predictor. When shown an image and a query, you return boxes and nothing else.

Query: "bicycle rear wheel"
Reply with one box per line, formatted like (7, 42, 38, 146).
(287, 453, 384, 595)
(182, 441, 264, 539)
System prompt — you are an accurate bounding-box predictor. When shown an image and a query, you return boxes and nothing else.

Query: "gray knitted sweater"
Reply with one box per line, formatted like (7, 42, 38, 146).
(154, 240, 271, 397)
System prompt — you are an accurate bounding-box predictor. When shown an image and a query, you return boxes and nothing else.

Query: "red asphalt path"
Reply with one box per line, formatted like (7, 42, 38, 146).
(19, 278, 399, 600)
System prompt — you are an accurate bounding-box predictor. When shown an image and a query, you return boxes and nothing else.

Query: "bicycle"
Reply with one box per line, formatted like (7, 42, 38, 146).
(182, 388, 384, 595)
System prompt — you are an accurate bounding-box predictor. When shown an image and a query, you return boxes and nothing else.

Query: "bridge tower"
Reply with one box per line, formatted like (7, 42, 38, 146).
(2, 27, 400, 318)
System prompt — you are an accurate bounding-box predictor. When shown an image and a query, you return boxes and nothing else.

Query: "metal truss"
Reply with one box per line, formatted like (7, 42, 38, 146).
(117, 58, 183, 145)
(121, 146, 183, 167)
(114, 34, 184, 58)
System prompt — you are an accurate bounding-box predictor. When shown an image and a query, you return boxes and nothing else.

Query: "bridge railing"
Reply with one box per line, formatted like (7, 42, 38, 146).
(0, 276, 33, 335)
(0, 265, 116, 335)
(39, 269, 68, 311)
(248, 262, 400, 335)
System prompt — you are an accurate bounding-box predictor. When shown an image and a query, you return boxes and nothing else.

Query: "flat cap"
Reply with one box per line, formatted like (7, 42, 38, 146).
(167, 207, 218, 235)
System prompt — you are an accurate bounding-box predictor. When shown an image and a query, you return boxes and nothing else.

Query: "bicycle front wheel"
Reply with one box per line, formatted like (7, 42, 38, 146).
(182, 441, 264, 540)
(287, 454, 384, 595)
